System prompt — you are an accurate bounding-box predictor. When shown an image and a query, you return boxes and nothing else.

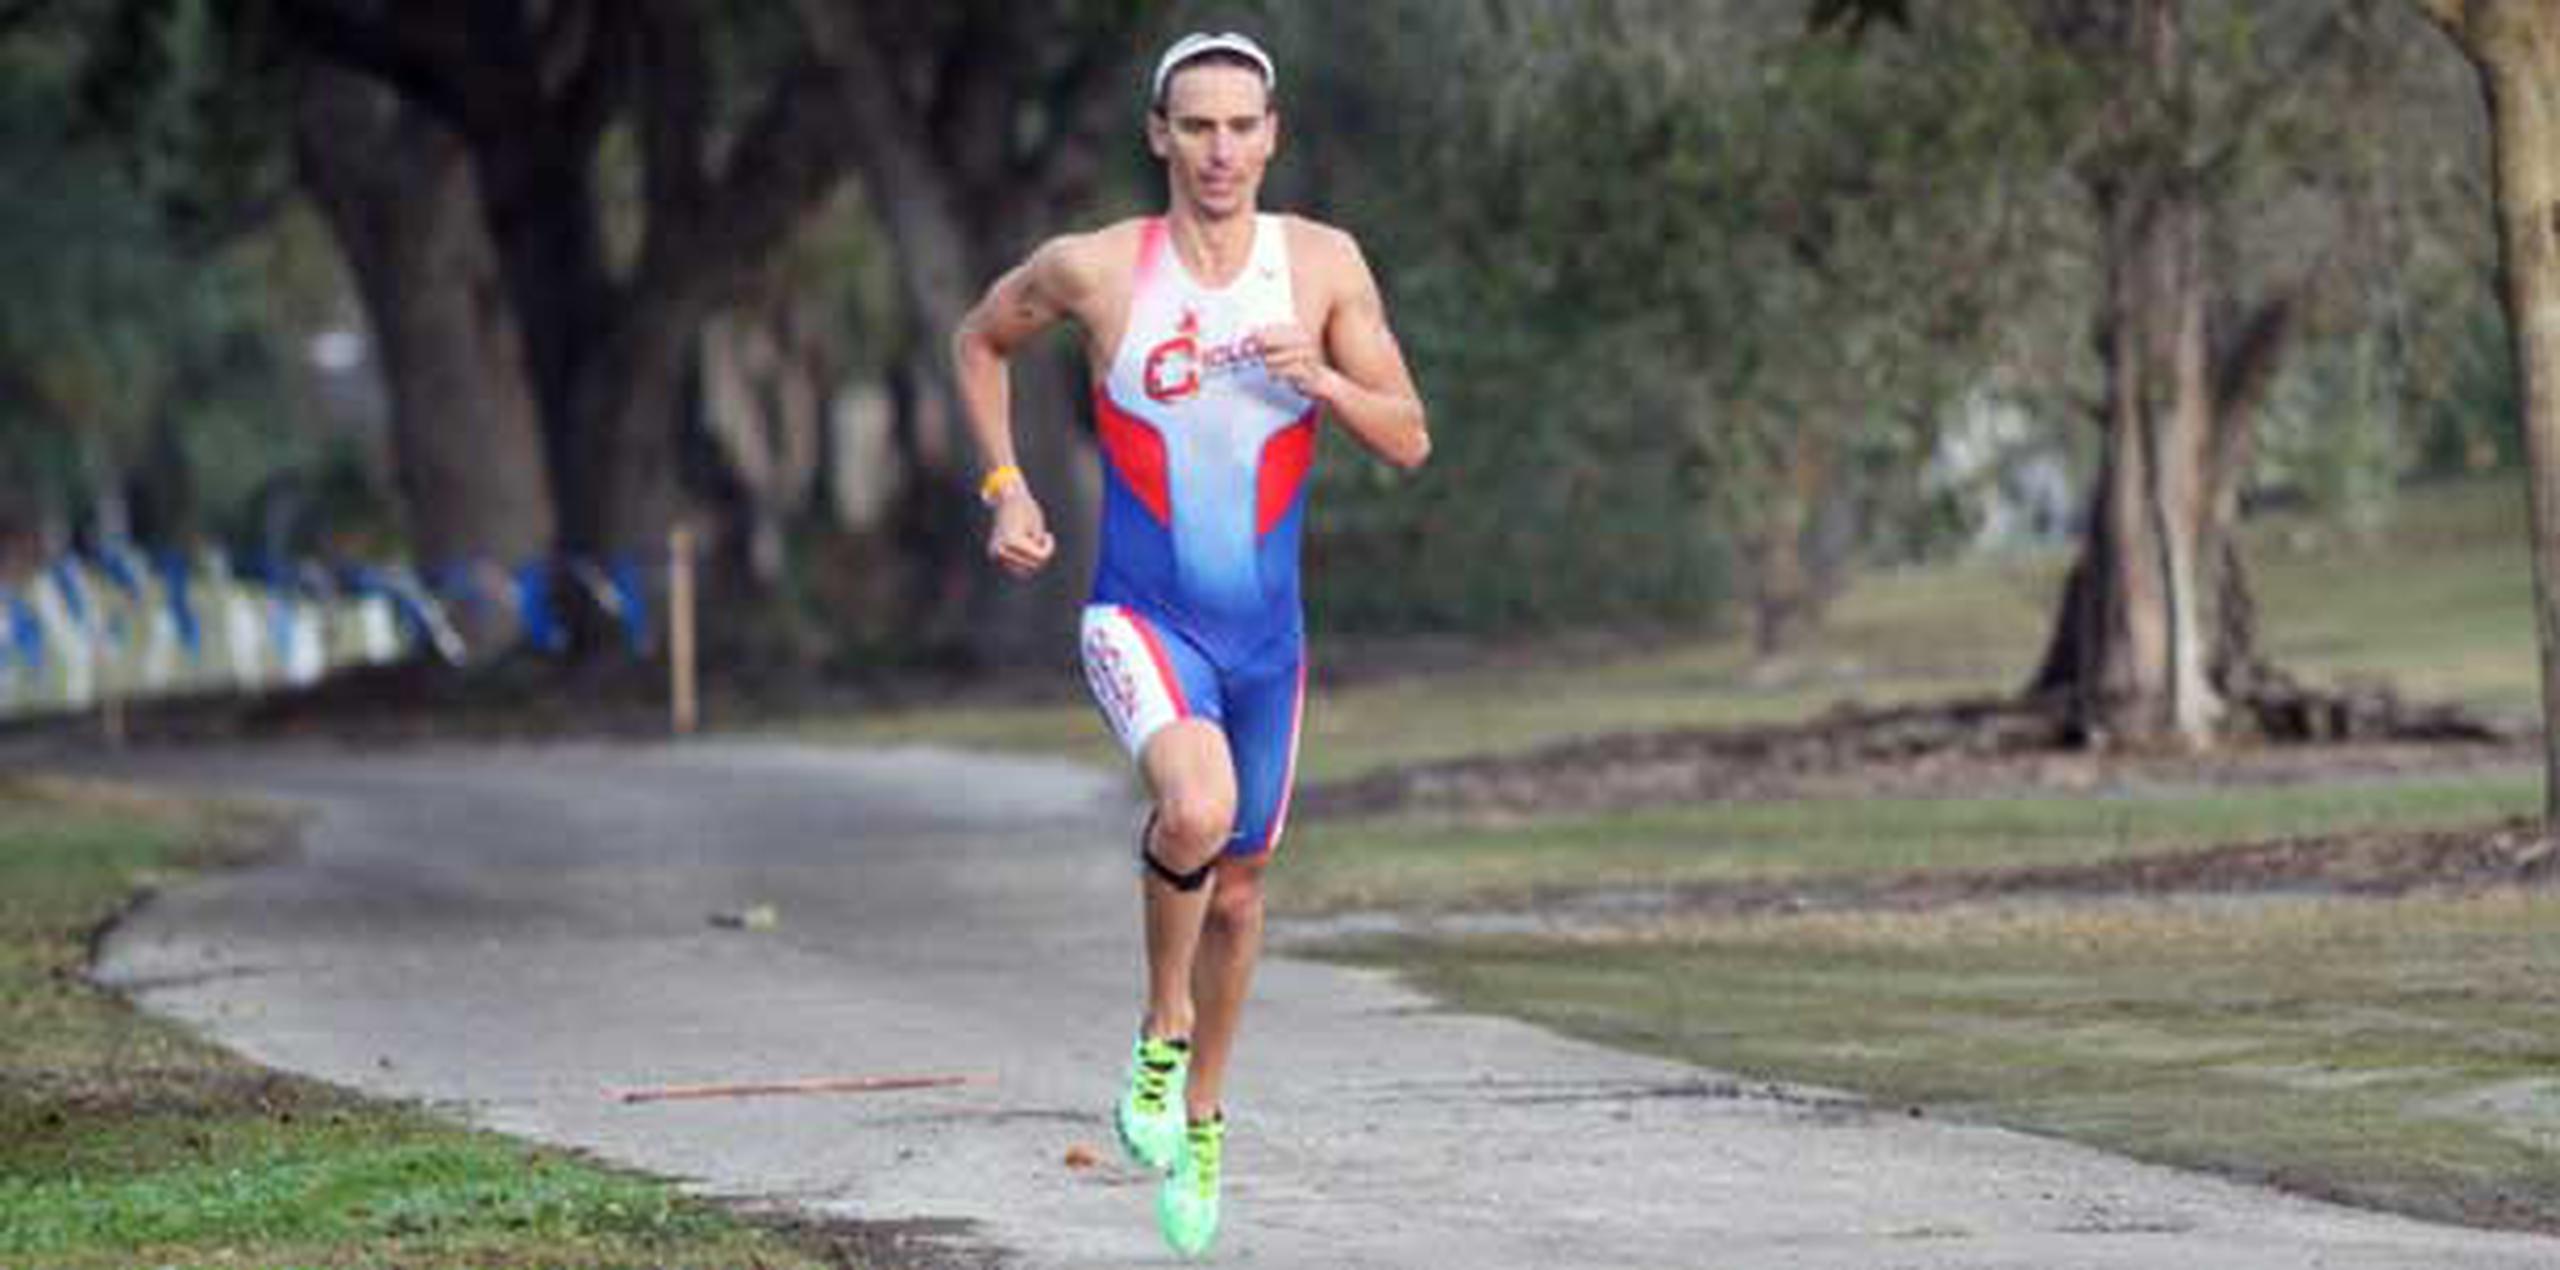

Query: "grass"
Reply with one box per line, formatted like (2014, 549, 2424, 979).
(805, 548, 2062, 785)
(0, 776, 853, 1269)
(816, 474, 2540, 780)
(1273, 476, 2557, 1233)
(1275, 772, 2545, 912)
(807, 475, 2557, 1233)
(1366, 886, 2560, 1231)
(2251, 478, 2538, 715)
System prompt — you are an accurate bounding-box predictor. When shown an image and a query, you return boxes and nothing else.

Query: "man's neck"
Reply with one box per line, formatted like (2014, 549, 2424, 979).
(1165, 204, 1259, 287)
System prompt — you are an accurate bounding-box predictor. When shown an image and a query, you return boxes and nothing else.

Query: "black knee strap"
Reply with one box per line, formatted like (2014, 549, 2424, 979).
(1145, 849, 1216, 892)
(1138, 811, 1215, 892)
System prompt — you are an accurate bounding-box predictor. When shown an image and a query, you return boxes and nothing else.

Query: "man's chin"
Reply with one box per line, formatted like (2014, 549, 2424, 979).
(1191, 186, 1251, 217)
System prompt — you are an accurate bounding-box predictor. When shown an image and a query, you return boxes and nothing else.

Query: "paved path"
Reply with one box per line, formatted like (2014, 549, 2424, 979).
(80, 741, 2560, 1268)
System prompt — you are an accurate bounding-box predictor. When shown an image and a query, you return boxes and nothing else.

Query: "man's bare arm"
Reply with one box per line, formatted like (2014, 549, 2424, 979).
(1257, 228, 1428, 471)
(952, 236, 1096, 577)
(954, 237, 1095, 479)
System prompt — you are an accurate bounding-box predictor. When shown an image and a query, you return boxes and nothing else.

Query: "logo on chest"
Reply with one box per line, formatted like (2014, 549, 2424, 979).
(1142, 308, 1262, 406)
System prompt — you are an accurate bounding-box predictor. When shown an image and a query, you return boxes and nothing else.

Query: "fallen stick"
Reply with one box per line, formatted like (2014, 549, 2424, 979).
(613, 1071, 994, 1105)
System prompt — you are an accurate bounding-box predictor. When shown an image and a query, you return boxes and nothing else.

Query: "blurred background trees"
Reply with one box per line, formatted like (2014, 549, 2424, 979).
(0, 0, 2526, 736)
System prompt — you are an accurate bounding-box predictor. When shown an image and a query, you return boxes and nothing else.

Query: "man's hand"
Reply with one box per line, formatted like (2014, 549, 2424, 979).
(987, 489, 1057, 578)
(1252, 323, 1337, 400)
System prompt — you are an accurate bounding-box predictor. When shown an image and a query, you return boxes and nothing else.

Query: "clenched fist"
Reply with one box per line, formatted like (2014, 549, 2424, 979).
(987, 489, 1056, 578)
(1252, 323, 1337, 400)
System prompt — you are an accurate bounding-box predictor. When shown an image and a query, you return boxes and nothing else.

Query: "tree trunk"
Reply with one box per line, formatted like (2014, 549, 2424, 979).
(1749, 430, 1832, 657)
(294, 67, 554, 653)
(2417, 0, 2560, 824)
(2028, 0, 2225, 749)
(2045, 183, 2221, 745)
(796, 2, 1149, 669)
(278, 3, 868, 659)
(701, 309, 826, 586)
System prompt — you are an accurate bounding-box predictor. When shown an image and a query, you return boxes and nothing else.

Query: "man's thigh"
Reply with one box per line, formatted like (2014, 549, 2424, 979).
(1141, 719, 1236, 808)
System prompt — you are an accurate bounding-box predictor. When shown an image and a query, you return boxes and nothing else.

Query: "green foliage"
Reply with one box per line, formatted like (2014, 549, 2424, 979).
(2408, 302, 2523, 478)
(2256, 325, 2426, 536)
(1268, 2, 2076, 635)
(0, 0, 306, 541)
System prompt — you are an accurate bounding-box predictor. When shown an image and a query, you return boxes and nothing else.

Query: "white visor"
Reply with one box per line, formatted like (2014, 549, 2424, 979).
(1149, 31, 1276, 109)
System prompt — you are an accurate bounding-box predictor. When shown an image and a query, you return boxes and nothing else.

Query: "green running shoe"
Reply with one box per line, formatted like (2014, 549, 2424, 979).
(1157, 1114, 1224, 1258)
(1114, 1034, 1188, 1171)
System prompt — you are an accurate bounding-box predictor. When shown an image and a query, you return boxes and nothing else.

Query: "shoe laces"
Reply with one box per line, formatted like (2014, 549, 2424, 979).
(1185, 1118, 1224, 1192)
(1133, 1041, 1182, 1114)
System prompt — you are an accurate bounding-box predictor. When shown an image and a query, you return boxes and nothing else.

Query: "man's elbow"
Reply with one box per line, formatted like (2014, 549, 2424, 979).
(950, 319, 991, 370)
(1391, 421, 1431, 472)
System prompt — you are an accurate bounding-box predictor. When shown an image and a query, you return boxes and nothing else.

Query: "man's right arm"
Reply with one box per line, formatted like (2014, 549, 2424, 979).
(952, 236, 1094, 578)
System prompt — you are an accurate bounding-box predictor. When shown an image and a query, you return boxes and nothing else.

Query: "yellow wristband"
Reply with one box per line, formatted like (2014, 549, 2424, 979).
(978, 464, 1025, 506)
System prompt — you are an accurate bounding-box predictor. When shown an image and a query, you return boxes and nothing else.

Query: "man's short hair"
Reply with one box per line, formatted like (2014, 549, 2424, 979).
(1149, 31, 1277, 113)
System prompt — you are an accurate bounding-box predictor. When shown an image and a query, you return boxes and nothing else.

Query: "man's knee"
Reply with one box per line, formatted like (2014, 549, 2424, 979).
(1154, 789, 1237, 867)
(1206, 860, 1266, 930)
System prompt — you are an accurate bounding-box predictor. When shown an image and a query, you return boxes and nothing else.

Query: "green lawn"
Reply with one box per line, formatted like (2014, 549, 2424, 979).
(810, 476, 2558, 1234)
(0, 776, 855, 1269)
(2252, 478, 2538, 714)
(809, 549, 2062, 784)
(819, 475, 2539, 779)
(1275, 772, 2545, 912)
(1370, 885, 2560, 1232)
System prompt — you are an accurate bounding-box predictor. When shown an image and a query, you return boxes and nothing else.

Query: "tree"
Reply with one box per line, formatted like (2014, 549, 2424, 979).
(2410, 0, 2560, 824)
(1278, 1, 2061, 644)
(2007, 0, 2411, 749)
(2, 0, 302, 550)
(293, 66, 554, 627)
(793, 0, 1168, 664)
(274, 0, 862, 645)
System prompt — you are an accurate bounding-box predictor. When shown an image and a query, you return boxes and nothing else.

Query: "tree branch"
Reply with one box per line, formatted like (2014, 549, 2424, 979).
(632, 0, 712, 230)
(276, 0, 476, 132)
(2191, 10, 2351, 190)
(2408, 0, 2464, 36)
(664, 55, 857, 292)
(0, 0, 58, 35)
(1027, 20, 1161, 209)
(2210, 293, 2300, 435)
(549, 1, 630, 156)
(793, 0, 976, 333)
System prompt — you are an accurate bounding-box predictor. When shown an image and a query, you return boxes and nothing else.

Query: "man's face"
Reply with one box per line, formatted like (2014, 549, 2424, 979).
(1148, 62, 1277, 220)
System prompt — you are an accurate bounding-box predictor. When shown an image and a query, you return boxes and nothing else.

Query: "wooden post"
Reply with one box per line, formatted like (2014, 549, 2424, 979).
(97, 618, 124, 749)
(669, 525, 698, 736)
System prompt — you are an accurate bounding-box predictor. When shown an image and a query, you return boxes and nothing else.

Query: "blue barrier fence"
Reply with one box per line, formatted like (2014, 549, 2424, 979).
(0, 546, 661, 720)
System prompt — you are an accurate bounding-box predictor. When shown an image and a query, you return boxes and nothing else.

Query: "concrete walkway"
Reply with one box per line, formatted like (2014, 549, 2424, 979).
(81, 741, 2560, 1268)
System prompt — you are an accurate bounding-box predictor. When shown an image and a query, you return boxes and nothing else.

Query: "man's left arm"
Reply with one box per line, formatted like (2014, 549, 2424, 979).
(1257, 230, 1430, 470)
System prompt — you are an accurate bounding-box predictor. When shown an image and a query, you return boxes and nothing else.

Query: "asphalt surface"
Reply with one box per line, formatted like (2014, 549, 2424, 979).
(75, 740, 2560, 1268)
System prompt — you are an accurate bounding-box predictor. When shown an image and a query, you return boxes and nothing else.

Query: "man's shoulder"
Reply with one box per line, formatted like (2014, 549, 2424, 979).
(1044, 218, 1152, 276)
(1277, 214, 1363, 266)
(1278, 215, 1375, 303)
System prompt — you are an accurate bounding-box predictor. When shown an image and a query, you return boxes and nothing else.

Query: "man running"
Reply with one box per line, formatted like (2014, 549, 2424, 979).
(951, 30, 1429, 1257)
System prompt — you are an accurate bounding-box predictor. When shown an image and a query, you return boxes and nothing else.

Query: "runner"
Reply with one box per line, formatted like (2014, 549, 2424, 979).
(951, 29, 1429, 1256)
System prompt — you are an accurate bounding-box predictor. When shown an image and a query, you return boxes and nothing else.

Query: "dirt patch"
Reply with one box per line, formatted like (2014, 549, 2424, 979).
(746, 1213, 1010, 1270)
(1304, 696, 2529, 822)
(1286, 820, 2560, 944)
(1643, 818, 2560, 922)
(0, 1064, 359, 1124)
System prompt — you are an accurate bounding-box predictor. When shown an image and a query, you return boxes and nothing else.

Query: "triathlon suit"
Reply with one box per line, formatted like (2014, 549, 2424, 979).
(1080, 214, 1316, 858)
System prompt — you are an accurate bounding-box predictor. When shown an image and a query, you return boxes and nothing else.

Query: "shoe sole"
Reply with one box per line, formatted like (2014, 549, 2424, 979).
(1116, 1105, 1179, 1172)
